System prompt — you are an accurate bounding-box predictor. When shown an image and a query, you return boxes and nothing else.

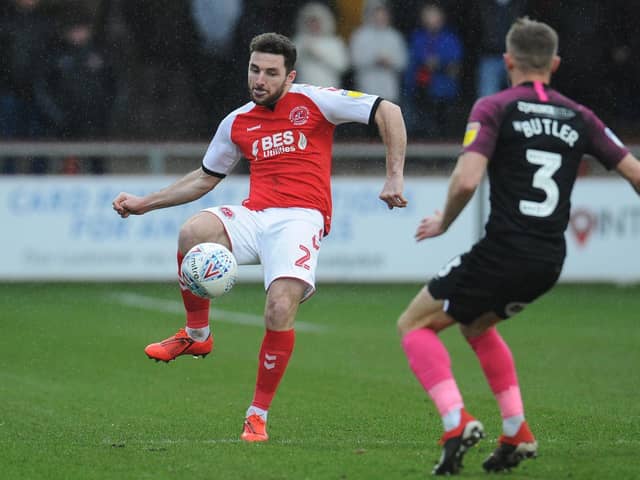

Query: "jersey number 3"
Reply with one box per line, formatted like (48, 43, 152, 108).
(519, 149, 561, 217)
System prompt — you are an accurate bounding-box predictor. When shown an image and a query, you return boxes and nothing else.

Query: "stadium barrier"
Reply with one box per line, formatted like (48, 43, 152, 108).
(0, 141, 467, 174)
(1, 171, 639, 282)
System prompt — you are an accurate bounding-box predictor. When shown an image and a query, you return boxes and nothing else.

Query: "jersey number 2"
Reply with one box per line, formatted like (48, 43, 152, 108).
(519, 149, 561, 217)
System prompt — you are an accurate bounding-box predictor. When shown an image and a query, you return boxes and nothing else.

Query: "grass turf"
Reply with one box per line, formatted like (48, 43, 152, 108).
(1, 282, 639, 479)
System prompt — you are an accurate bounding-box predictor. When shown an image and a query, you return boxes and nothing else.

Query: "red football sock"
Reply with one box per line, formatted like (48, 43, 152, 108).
(177, 250, 210, 329)
(251, 329, 295, 411)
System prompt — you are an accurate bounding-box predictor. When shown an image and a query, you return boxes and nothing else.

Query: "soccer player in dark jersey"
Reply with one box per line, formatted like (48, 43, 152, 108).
(396, 17, 640, 475)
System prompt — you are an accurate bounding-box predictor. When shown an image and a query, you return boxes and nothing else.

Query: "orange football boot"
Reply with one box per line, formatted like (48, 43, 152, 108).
(240, 414, 269, 442)
(144, 328, 212, 362)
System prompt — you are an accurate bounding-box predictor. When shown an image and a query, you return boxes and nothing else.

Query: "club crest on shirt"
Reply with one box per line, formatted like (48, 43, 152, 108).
(463, 121, 480, 147)
(289, 106, 309, 126)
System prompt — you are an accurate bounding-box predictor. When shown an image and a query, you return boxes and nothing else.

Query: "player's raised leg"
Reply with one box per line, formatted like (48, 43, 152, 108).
(398, 287, 484, 475)
(462, 323, 537, 472)
(241, 278, 304, 442)
(145, 212, 231, 362)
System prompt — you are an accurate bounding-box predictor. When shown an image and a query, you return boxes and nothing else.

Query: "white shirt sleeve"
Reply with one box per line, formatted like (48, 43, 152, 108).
(201, 112, 243, 176)
(292, 84, 381, 126)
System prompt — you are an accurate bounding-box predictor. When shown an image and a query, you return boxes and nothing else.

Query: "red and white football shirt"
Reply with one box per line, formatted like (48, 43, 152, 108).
(201, 84, 381, 234)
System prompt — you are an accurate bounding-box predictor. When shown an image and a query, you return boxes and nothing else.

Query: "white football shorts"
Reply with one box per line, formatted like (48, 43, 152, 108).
(203, 205, 324, 301)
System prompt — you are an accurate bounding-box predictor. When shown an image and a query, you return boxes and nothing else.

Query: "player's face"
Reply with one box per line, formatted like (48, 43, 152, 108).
(248, 52, 296, 106)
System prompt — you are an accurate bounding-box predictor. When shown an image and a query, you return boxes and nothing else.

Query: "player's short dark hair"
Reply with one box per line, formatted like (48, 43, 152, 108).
(249, 33, 297, 73)
(506, 17, 558, 72)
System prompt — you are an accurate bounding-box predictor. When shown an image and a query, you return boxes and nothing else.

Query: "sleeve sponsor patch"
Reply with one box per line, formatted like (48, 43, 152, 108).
(463, 122, 480, 147)
(345, 90, 364, 98)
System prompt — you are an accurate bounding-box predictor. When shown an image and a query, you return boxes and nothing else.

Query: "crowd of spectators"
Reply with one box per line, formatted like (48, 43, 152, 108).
(1, 0, 639, 173)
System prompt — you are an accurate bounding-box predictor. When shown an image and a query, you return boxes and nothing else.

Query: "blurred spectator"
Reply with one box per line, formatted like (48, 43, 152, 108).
(0, 0, 54, 173)
(235, 0, 308, 41)
(603, 0, 640, 130)
(403, 2, 463, 138)
(473, 0, 527, 98)
(189, 0, 244, 127)
(534, 0, 608, 118)
(349, 1, 407, 103)
(35, 14, 115, 140)
(293, 2, 350, 88)
(334, 0, 366, 40)
(34, 12, 116, 173)
(121, 0, 204, 139)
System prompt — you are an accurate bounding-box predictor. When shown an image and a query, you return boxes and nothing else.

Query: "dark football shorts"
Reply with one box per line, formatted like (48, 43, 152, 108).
(428, 239, 562, 325)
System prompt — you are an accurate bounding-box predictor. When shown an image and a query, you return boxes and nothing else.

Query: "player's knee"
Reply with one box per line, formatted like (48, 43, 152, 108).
(264, 298, 296, 330)
(178, 213, 228, 253)
(178, 221, 198, 250)
(397, 311, 413, 337)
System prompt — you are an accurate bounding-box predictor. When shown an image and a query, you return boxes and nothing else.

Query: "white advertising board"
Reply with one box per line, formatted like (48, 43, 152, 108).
(0, 176, 478, 282)
(562, 178, 640, 282)
(0, 176, 637, 282)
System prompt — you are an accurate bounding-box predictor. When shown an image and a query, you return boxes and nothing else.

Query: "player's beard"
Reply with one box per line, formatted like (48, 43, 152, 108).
(250, 80, 288, 107)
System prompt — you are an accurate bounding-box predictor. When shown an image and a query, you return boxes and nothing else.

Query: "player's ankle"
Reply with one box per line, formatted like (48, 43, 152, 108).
(442, 408, 462, 431)
(246, 405, 268, 421)
(185, 326, 210, 341)
(502, 414, 525, 437)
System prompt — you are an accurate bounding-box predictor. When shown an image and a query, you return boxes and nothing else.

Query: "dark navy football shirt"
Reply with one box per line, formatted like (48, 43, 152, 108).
(462, 81, 628, 263)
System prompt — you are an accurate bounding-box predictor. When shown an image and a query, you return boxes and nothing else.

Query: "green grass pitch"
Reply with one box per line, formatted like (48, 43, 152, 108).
(1, 282, 639, 479)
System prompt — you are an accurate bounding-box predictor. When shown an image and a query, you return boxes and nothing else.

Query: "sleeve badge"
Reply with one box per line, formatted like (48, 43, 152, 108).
(463, 122, 481, 147)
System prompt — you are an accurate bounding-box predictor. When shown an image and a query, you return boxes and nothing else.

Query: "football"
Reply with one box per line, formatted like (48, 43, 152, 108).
(180, 242, 238, 299)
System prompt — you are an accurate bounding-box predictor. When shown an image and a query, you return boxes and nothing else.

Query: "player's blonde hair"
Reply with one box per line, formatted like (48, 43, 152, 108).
(506, 17, 558, 72)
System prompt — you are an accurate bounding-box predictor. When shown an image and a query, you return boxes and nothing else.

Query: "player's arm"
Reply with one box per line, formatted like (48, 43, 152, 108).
(112, 168, 222, 218)
(415, 151, 488, 241)
(374, 99, 409, 209)
(615, 153, 640, 195)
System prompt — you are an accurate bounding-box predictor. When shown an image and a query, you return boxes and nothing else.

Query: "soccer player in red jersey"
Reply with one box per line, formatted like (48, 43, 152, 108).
(113, 32, 408, 442)
(396, 18, 640, 474)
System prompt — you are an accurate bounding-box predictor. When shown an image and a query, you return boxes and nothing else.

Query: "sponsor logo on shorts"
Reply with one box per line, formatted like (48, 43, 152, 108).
(289, 106, 309, 125)
(220, 207, 234, 219)
(505, 302, 527, 317)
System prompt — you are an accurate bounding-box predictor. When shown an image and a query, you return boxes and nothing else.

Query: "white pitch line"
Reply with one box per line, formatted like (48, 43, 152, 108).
(108, 292, 327, 333)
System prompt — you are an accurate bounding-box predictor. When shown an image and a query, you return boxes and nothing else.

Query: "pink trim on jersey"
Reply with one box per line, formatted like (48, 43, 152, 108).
(533, 81, 548, 102)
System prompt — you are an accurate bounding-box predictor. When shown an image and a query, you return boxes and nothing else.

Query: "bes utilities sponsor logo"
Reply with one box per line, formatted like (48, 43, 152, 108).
(251, 130, 308, 159)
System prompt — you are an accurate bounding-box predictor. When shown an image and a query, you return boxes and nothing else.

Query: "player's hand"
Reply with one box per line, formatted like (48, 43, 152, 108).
(379, 176, 408, 209)
(415, 210, 445, 241)
(112, 192, 147, 218)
